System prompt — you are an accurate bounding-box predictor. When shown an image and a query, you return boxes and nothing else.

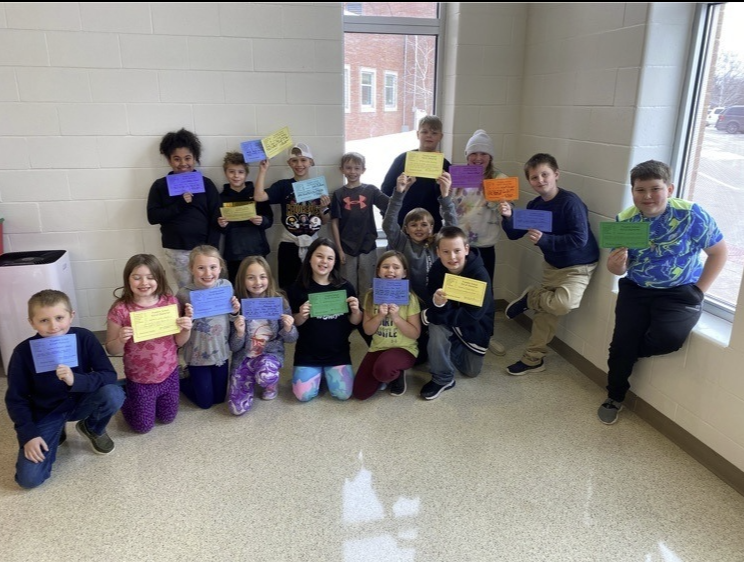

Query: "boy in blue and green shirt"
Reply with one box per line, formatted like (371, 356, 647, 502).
(598, 160, 727, 424)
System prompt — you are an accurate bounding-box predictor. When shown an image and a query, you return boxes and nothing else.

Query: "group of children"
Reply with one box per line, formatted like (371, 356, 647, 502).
(5, 116, 727, 488)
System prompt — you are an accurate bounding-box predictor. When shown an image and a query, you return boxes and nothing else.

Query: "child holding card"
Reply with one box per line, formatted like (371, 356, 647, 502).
(452, 129, 509, 356)
(176, 246, 240, 409)
(381, 115, 451, 233)
(217, 152, 274, 284)
(419, 227, 495, 400)
(106, 254, 193, 433)
(598, 160, 726, 424)
(146, 128, 222, 289)
(253, 143, 331, 289)
(352, 251, 421, 400)
(499, 153, 599, 376)
(384, 167, 455, 364)
(287, 238, 362, 402)
(228, 256, 298, 415)
(330, 151, 389, 299)
(5, 290, 124, 488)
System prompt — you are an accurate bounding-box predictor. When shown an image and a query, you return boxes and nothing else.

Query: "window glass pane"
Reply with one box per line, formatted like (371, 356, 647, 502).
(680, 2, 744, 314)
(344, 2, 438, 18)
(345, 32, 436, 190)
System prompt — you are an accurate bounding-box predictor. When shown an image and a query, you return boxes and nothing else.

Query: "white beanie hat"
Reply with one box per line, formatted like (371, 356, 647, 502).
(465, 129, 495, 159)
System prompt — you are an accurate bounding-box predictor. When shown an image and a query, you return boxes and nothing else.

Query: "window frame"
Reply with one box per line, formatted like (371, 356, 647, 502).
(344, 64, 351, 113)
(359, 67, 376, 112)
(384, 71, 398, 111)
(672, 2, 740, 323)
(343, 7, 443, 117)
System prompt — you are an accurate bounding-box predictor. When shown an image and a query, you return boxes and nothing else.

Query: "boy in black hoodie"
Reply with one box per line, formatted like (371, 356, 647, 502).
(420, 226, 495, 400)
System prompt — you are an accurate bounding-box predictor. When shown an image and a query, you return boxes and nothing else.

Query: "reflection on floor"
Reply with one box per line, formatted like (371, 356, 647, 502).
(1, 316, 742, 562)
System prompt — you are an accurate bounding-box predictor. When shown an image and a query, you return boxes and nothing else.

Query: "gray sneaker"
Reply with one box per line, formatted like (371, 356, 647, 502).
(598, 399, 624, 425)
(76, 420, 115, 454)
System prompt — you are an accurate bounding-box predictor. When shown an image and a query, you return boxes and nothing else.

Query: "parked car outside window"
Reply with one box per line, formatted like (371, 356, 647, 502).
(715, 105, 744, 133)
(706, 106, 724, 126)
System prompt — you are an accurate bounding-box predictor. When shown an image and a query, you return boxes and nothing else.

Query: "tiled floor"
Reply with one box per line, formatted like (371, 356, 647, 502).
(1, 316, 742, 562)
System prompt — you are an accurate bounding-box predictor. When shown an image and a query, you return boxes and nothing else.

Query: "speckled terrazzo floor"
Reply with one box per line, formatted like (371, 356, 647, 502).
(0, 316, 742, 562)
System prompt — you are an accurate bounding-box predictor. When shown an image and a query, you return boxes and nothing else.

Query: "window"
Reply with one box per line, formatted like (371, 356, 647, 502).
(675, 2, 744, 321)
(344, 65, 351, 113)
(384, 71, 398, 110)
(343, 2, 441, 195)
(360, 68, 376, 111)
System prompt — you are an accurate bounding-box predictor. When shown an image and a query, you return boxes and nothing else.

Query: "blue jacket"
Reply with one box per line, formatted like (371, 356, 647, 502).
(5, 327, 118, 447)
(421, 249, 495, 355)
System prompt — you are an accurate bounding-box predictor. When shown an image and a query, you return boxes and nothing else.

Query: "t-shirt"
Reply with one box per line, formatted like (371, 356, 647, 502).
(107, 294, 179, 384)
(176, 279, 233, 367)
(365, 291, 420, 357)
(265, 178, 327, 244)
(287, 280, 357, 366)
(619, 198, 724, 288)
(330, 184, 389, 256)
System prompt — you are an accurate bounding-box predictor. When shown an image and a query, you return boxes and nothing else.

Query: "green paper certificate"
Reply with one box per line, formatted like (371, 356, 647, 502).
(309, 290, 349, 318)
(599, 222, 650, 249)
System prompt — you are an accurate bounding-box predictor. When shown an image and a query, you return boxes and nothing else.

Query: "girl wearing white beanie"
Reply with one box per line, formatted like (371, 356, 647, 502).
(452, 129, 508, 355)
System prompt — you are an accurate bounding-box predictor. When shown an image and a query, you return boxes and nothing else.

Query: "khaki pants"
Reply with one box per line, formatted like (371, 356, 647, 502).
(522, 262, 597, 365)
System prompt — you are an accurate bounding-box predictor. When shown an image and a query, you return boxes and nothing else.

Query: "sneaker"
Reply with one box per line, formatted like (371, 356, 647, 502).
(506, 359, 545, 375)
(488, 339, 506, 356)
(378, 382, 388, 391)
(505, 287, 531, 320)
(59, 427, 67, 446)
(420, 379, 455, 400)
(75, 420, 115, 455)
(262, 385, 278, 401)
(389, 371, 407, 397)
(598, 399, 624, 425)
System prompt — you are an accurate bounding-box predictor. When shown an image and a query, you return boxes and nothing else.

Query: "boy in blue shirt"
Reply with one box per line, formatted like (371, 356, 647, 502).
(500, 153, 599, 375)
(5, 290, 124, 488)
(598, 160, 727, 424)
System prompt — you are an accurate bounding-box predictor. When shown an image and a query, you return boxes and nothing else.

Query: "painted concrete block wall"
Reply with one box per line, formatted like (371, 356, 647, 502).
(461, 2, 741, 469)
(0, 2, 345, 334)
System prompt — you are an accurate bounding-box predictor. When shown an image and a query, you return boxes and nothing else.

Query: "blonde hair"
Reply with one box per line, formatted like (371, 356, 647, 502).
(188, 245, 226, 272)
(234, 256, 286, 302)
(28, 289, 72, 319)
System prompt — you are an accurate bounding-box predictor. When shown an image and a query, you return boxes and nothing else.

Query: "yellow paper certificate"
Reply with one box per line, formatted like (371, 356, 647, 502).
(220, 202, 257, 221)
(483, 177, 519, 201)
(404, 151, 445, 179)
(130, 304, 180, 343)
(261, 126, 294, 159)
(443, 273, 487, 307)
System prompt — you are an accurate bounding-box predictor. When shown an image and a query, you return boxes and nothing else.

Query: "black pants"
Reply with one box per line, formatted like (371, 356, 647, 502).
(278, 241, 303, 291)
(606, 278, 704, 402)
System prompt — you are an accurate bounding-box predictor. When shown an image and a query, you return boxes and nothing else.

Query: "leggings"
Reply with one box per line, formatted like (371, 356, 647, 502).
(121, 367, 180, 433)
(353, 348, 416, 400)
(292, 364, 354, 402)
(228, 354, 281, 415)
(180, 363, 229, 409)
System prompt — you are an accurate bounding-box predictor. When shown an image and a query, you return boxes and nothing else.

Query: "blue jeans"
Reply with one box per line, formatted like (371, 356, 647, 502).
(427, 323, 484, 385)
(15, 384, 125, 489)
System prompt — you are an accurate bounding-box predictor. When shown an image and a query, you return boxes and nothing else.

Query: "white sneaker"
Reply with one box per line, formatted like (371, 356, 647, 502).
(488, 339, 506, 356)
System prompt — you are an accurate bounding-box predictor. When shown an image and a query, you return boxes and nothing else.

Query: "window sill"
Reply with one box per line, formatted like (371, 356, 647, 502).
(693, 310, 733, 347)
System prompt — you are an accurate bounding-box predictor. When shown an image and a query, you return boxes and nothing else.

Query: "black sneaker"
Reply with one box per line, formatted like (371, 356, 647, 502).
(598, 399, 624, 425)
(76, 420, 115, 455)
(420, 379, 455, 400)
(505, 287, 531, 320)
(389, 371, 407, 397)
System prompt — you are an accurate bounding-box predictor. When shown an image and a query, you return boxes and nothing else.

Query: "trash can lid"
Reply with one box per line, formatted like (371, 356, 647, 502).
(0, 250, 66, 266)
